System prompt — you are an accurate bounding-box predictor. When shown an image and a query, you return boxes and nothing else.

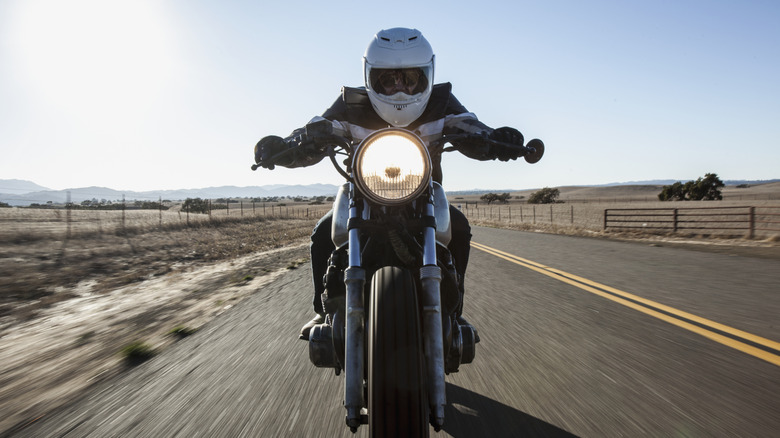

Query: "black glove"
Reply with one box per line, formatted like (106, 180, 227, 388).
(489, 127, 525, 161)
(254, 135, 288, 170)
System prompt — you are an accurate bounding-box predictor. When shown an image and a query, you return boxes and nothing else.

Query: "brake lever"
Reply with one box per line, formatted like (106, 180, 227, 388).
(435, 133, 544, 164)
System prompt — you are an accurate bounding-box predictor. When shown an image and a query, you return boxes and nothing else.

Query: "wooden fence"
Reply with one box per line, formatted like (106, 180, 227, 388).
(603, 206, 780, 238)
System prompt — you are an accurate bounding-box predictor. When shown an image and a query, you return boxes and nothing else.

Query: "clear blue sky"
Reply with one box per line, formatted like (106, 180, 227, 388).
(1, 0, 778, 192)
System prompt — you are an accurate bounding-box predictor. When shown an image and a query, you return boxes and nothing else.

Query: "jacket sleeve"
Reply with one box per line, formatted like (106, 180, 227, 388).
(275, 94, 352, 168)
(442, 111, 499, 161)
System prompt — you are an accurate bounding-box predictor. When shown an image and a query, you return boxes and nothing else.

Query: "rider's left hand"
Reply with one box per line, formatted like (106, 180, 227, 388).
(488, 127, 525, 161)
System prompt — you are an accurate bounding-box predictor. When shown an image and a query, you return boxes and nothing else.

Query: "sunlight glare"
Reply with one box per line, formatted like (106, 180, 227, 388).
(360, 134, 426, 182)
(10, 0, 179, 126)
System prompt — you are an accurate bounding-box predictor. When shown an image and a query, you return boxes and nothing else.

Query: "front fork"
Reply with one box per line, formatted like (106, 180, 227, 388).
(420, 200, 446, 431)
(344, 185, 366, 431)
(343, 185, 446, 431)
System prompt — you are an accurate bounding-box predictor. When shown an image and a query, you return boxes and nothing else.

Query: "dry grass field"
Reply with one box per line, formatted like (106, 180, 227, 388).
(450, 181, 780, 240)
(0, 183, 779, 432)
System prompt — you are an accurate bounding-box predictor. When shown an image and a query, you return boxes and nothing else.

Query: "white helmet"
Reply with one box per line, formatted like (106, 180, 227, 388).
(363, 28, 435, 127)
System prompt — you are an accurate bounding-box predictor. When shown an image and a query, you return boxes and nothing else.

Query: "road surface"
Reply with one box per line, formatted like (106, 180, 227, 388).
(13, 227, 780, 437)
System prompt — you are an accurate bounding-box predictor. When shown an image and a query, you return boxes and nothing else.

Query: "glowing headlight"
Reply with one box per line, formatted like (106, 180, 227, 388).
(354, 129, 432, 206)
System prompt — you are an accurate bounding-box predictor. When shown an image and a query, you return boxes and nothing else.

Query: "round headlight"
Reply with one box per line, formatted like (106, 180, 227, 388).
(354, 129, 432, 206)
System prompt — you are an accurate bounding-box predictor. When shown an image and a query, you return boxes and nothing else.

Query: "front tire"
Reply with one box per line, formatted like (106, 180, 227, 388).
(368, 266, 428, 438)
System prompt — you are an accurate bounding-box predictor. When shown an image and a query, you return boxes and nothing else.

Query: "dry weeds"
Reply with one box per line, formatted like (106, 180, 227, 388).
(0, 216, 317, 432)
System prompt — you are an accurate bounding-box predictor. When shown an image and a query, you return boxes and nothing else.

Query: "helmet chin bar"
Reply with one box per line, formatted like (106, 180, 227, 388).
(370, 98, 428, 127)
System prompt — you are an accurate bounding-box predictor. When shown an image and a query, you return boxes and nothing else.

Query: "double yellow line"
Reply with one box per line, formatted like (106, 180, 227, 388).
(471, 241, 780, 367)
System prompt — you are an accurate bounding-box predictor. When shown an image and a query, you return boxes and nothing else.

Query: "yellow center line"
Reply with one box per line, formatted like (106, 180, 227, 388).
(471, 241, 780, 367)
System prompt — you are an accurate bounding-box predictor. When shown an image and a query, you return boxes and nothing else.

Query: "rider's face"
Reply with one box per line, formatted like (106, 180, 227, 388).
(372, 68, 424, 95)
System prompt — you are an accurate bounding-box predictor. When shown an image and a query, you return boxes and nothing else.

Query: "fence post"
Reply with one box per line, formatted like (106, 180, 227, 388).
(571, 205, 574, 225)
(673, 208, 678, 232)
(122, 194, 126, 232)
(66, 191, 72, 239)
(603, 209, 608, 231)
(748, 206, 755, 239)
(159, 196, 163, 227)
(550, 205, 553, 224)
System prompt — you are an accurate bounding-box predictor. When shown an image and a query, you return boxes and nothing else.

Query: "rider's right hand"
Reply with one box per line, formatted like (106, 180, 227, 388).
(254, 135, 288, 170)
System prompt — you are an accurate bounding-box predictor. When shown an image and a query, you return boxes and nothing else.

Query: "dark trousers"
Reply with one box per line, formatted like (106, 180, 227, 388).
(309, 205, 472, 315)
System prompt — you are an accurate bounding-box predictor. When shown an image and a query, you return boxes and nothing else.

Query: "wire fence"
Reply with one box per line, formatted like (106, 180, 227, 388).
(4, 194, 780, 242)
(0, 200, 332, 242)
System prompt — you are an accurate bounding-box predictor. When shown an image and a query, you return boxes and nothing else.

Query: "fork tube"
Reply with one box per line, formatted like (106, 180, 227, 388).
(344, 191, 366, 431)
(420, 199, 446, 430)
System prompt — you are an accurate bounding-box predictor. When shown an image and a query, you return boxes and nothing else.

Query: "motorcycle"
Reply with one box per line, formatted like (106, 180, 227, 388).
(252, 120, 544, 436)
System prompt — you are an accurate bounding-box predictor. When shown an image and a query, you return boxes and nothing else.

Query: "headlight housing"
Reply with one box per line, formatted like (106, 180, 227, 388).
(353, 129, 432, 206)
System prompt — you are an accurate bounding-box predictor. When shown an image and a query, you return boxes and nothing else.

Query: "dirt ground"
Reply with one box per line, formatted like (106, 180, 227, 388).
(1, 215, 778, 434)
(0, 217, 316, 433)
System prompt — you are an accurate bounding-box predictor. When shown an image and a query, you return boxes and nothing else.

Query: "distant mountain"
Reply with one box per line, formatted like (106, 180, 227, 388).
(0, 179, 341, 206)
(723, 179, 780, 186)
(593, 180, 677, 187)
(0, 179, 51, 195)
(598, 179, 780, 187)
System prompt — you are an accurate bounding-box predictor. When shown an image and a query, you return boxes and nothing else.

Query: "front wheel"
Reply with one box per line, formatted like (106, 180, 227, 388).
(368, 266, 428, 438)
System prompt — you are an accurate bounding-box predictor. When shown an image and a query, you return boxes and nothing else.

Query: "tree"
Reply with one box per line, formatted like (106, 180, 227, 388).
(658, 173, 724, 201)
(480, 193, 499, 204)
(690, 173, 724, 200)
(528, 187, 560, 204)
(658, 182, 686, 201)
(182, 198, 210, 214)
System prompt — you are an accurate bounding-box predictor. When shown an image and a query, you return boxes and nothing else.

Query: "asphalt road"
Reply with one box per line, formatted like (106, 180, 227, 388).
(13, 227, 780, 437)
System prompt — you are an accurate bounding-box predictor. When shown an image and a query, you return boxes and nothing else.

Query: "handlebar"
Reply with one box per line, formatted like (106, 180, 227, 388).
(253, 124, 544, 172)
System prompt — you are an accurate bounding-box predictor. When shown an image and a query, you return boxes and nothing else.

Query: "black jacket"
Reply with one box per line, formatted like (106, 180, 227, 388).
(283, 83, 501, 185)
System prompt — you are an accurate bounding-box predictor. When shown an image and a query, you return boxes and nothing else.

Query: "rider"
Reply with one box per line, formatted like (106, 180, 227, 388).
(254, 28, 528, 340)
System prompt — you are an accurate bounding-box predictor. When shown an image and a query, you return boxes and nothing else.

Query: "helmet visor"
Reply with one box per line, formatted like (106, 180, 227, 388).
(368, 66, 432, 98)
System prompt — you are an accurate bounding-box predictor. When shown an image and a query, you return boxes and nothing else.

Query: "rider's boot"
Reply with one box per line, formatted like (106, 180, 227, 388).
(299, 313, 325, 341)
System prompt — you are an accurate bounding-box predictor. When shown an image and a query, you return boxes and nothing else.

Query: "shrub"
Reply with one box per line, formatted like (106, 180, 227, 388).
(121, 341, 157, 365)
(479, 193, 512, 204)
(169, 326, 198, 339)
